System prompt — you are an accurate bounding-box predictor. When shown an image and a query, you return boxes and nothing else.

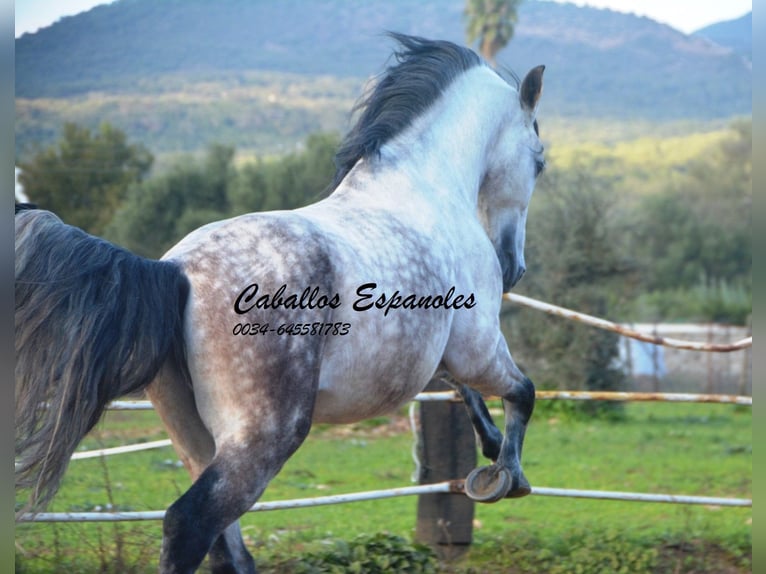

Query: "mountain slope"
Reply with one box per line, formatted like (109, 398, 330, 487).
(693, 11, 751, 61)
(498, 2, 750, 120)
(15, 0, 751, 158)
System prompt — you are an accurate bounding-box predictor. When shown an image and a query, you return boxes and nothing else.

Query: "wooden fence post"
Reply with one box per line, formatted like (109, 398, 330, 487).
(415, 378, 476, 560)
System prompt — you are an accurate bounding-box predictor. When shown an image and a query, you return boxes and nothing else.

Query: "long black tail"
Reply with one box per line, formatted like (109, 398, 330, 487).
(15, 207, 190, 514)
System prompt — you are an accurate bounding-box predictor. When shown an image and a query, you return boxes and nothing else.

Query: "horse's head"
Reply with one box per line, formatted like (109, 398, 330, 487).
(478, 65, 545, 292)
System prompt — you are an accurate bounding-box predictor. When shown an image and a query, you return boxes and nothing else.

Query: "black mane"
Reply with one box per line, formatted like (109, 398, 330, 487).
(330, 33, 484, 190)
(15, 202, 38, 214)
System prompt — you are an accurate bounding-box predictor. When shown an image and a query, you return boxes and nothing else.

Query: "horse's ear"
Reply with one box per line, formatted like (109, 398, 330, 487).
(520, 65, 545, 113)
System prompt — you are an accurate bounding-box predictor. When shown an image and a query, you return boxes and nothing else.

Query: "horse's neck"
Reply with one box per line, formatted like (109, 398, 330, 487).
(374, 67, 512, 208)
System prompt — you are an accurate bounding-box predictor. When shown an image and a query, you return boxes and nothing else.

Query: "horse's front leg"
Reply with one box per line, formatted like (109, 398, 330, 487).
(455, 384, 503, 461)
(452, 339, 535, 503)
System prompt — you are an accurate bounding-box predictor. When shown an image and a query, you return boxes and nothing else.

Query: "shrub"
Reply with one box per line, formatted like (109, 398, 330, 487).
(267, 532, 437, 574)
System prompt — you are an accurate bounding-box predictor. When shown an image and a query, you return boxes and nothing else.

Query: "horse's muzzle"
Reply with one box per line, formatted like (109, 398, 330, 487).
(511, 264, 526, 288)
(505, 263, 526, 291)
(499, 249, 526, 292)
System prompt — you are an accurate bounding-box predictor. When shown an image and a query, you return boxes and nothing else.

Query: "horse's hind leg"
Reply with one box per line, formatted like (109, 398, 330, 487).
(147, 363, 256, 573)
(151, 347, 319, 574)
(158, 417, 314, 574)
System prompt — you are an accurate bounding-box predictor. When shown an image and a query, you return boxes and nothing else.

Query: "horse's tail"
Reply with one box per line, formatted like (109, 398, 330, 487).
(15, 207, 190, 514)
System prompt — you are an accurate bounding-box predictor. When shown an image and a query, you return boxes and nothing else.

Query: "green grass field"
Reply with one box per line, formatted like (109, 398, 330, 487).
(16, 400, 751, 573)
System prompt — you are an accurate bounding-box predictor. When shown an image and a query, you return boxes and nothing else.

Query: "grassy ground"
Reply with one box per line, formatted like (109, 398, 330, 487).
(15, 401, 751, 573)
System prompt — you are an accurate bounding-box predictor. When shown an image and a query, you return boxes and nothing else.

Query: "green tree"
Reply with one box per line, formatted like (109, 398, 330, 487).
(633, 120, 751, 292)
(626, 121, 751, 324)
(18, 122, 152, 235)
(105, 144, 234, 257)
(229, 132, 338, 215)
(464, 0, 523, 65)
(106, 133, 339, 258)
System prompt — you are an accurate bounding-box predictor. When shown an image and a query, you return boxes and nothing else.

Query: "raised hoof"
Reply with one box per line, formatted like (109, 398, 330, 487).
(464, 465, 513, 503)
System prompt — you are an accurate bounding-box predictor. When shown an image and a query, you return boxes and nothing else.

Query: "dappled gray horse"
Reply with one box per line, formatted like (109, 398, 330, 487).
(16, 33, 545, 573)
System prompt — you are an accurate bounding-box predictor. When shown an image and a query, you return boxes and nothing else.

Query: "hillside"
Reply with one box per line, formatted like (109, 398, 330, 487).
(15, 0, 752, 159)
(694, 12, 752, 61)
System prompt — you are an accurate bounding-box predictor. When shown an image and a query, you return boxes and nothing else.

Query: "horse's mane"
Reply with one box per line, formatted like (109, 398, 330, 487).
(330, 32, 485, 191)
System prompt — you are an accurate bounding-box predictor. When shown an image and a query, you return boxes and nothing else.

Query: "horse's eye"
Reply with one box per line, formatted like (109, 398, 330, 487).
(535, 158, 546, 177)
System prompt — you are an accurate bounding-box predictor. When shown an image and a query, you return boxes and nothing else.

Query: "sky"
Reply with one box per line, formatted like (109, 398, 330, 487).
(14, 0, 753, 37)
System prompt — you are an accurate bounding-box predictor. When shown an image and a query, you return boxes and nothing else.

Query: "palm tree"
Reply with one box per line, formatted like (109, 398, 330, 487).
(464, 0, 523, 66)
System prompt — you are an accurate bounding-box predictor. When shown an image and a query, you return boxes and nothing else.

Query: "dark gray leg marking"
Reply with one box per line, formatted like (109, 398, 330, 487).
(457, 384, 503, 461)
(465, 376, 535, 503)
(159, 429, 310, 574)
(498, 375, 535, 494)
(208, 523, 257, 574)
(160, 465, 233, 574)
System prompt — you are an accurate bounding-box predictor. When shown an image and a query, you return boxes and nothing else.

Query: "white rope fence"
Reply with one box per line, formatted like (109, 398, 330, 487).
(20, 480, 752, 523)
(503, 293, 752, 352)
(109, 389, 752, 413)
(70, 439, 172, 460)
(20, 292, 752, 523)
